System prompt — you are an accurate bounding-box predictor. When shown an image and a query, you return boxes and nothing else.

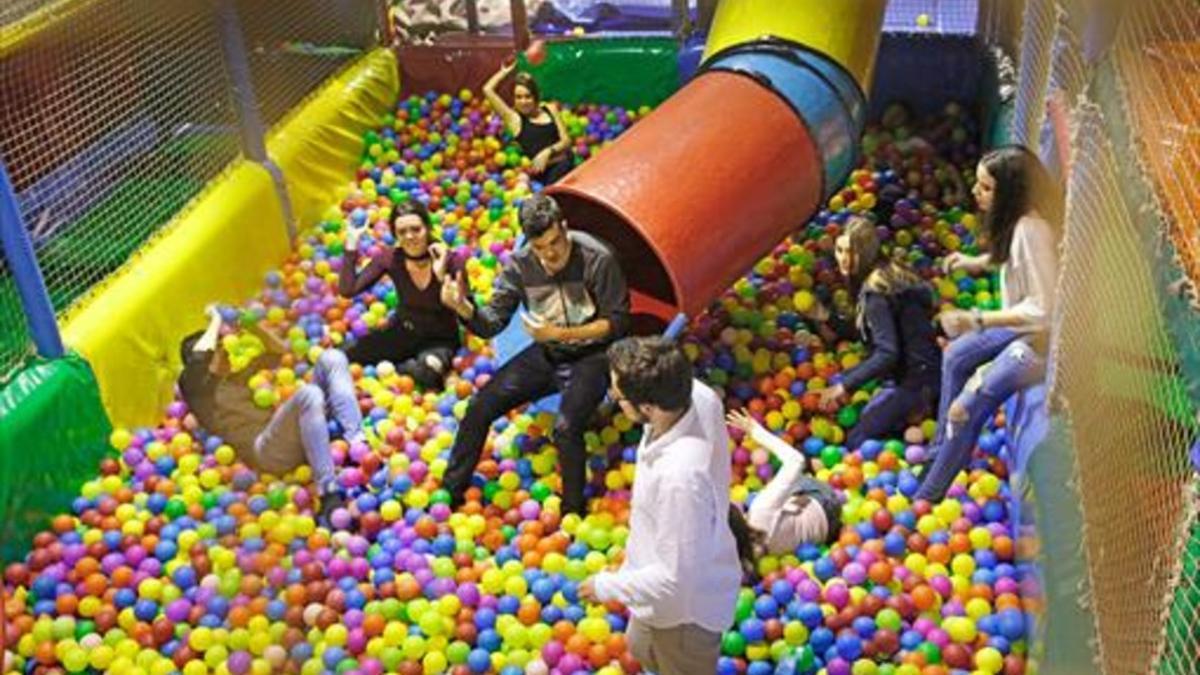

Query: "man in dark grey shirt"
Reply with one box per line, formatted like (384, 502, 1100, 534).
(440, 194, 630, 514)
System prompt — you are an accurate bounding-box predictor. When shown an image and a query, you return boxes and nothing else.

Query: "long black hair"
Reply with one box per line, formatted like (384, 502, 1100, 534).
(392, 200, 435, 250)
(979, 145, 1063, 265)
(513, 71, 541, 104)
(728, 505, 766, 584)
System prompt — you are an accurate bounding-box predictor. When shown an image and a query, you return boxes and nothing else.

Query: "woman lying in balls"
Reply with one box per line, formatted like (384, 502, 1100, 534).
(725, 408, 842, 578)
(177, 305, 364, 526)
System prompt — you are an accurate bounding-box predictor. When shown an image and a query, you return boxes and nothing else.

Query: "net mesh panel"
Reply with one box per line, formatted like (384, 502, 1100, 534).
(1012, 0, 1056, 145)
(1053, 100, 1197, 674)
(1108, 1, 1200, 672)
(1113, 1, 1200, 324)
(0, 0, 383, 371)
(1035, 4, 1086, 180)
(883, 0, 979, 34)
(0, 256, 34, 382)
(1162, 480, 1200, 673)
(978, 0, 1200, 670)
(390, 0, 513, 42)
(0, 0, 241, 320)
(236, 0, 382, 129)
(0, 0, 52, 27)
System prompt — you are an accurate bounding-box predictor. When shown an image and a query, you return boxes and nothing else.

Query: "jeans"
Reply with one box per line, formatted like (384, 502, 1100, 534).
(254, 350, 363, 493)
(846, 376, 940, 450)
(538, 157, 574, 185)
(443, 344, 609, 514)
(345, 322, 457, 389)
(916, 329, 1046, 501)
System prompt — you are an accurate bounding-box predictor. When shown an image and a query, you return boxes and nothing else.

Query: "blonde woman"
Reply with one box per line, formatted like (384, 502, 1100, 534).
(820, 216, 942, 449)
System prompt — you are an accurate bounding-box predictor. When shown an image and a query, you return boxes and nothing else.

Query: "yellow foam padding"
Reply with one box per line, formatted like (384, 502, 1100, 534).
(702, 0, 888, 90)
(60, 48, 400, 428)
(60, 161, 291, 428)
(267, 48, 399, 229)
(0, 0, 89, 58)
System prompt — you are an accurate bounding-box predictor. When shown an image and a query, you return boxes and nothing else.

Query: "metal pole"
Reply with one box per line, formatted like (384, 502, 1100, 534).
(0, 158, 64, 359)
(696, 0, 717, 35)
(377, 0, 396, 46)
(465, 0, 481, 34)
(214, 0, 297, 242)
(671, 0, 691, 40)
(510, 0, 529, 52)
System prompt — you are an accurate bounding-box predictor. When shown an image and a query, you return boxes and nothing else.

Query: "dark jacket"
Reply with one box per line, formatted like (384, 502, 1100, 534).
(840, 286, 941, 390)
(468, 231, 630, 361)
(338, 247, 462, 346)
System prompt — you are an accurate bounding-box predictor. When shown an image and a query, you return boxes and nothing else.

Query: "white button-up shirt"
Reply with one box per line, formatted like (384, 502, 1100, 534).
(593, 380, 741, 633)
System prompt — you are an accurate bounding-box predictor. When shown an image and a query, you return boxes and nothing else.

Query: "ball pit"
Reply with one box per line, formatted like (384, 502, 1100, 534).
(2, 89, 1035, 675)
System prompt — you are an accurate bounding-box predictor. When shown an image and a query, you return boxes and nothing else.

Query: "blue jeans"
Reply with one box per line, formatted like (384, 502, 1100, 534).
(254, 350, 363, 493)
(916, 328, 1046, 501)
(846, 376, 939, 450)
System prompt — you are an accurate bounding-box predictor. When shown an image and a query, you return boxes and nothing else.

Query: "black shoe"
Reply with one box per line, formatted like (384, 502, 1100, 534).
(562, 498, 587, 518)
(317, 491, 347, 529)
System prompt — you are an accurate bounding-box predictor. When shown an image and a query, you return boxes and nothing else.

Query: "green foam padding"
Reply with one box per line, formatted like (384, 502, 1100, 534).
(0, 353, 113, 562)
(0, 275, 32, 379)
(1161, 500, 1200, 674)
(519, 37, 680, 109)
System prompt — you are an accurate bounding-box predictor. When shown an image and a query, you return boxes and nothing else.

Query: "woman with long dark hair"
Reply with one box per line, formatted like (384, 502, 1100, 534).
(338, 201, 462, 388)
(820, 216, 942, 449)
(916, 145, 1063, 501)
(483, 61, 573, 184)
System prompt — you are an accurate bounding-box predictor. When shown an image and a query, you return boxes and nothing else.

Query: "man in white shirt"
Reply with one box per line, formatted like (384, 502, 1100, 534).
(579, 336, 741, 675)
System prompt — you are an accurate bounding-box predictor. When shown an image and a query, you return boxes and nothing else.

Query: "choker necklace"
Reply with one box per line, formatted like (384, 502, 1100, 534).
(402, 252, 433, 263)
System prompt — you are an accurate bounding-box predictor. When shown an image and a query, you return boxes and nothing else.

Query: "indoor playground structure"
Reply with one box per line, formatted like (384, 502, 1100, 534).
(1, 1, 1200, 674)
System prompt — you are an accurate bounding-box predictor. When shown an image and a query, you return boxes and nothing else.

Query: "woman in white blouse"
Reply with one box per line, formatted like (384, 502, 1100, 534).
(916, 145, 1062, 502)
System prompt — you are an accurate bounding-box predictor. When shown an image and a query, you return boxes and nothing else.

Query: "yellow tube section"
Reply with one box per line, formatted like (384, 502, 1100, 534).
(0, 0, 86, 58)
(62, 48, 398, 428)
(702, 0, 889, 90)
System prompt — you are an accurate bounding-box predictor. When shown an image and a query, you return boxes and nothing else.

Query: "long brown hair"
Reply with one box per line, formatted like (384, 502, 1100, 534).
(978, 145, 1063, 264)
(841, 216, 928, 331)
(513, 72, 541, 105)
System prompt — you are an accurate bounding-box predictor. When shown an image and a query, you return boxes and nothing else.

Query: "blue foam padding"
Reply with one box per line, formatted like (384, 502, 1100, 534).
(491, 302, 563, 414)
(1004, 383, 1049, 536)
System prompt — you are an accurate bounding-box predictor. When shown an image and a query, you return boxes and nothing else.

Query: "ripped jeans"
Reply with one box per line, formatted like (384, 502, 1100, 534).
(253, 349, 363, 494)
(916, 328, 1046, 502)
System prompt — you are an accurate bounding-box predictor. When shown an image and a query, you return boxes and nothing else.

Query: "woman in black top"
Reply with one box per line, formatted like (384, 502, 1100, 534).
(338, 201, 462, 387)
(818, 216, 942, 449)
(484, 61, 573, 184)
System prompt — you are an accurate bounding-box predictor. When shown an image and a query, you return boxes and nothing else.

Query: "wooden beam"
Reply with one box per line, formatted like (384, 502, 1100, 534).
(510, 0, 530, 52)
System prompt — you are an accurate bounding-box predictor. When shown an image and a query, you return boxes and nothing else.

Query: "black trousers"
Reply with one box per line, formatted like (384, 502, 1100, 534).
(345, 323, 457, 389)
(539, 157, 573, 185)
(443, 344, 609, 514)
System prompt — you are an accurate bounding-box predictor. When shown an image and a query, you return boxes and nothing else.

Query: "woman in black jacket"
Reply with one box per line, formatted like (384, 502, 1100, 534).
(819, 216, 942, 449)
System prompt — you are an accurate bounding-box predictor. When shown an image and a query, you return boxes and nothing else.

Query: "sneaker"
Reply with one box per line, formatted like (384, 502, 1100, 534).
(317, 491, 347, 529)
